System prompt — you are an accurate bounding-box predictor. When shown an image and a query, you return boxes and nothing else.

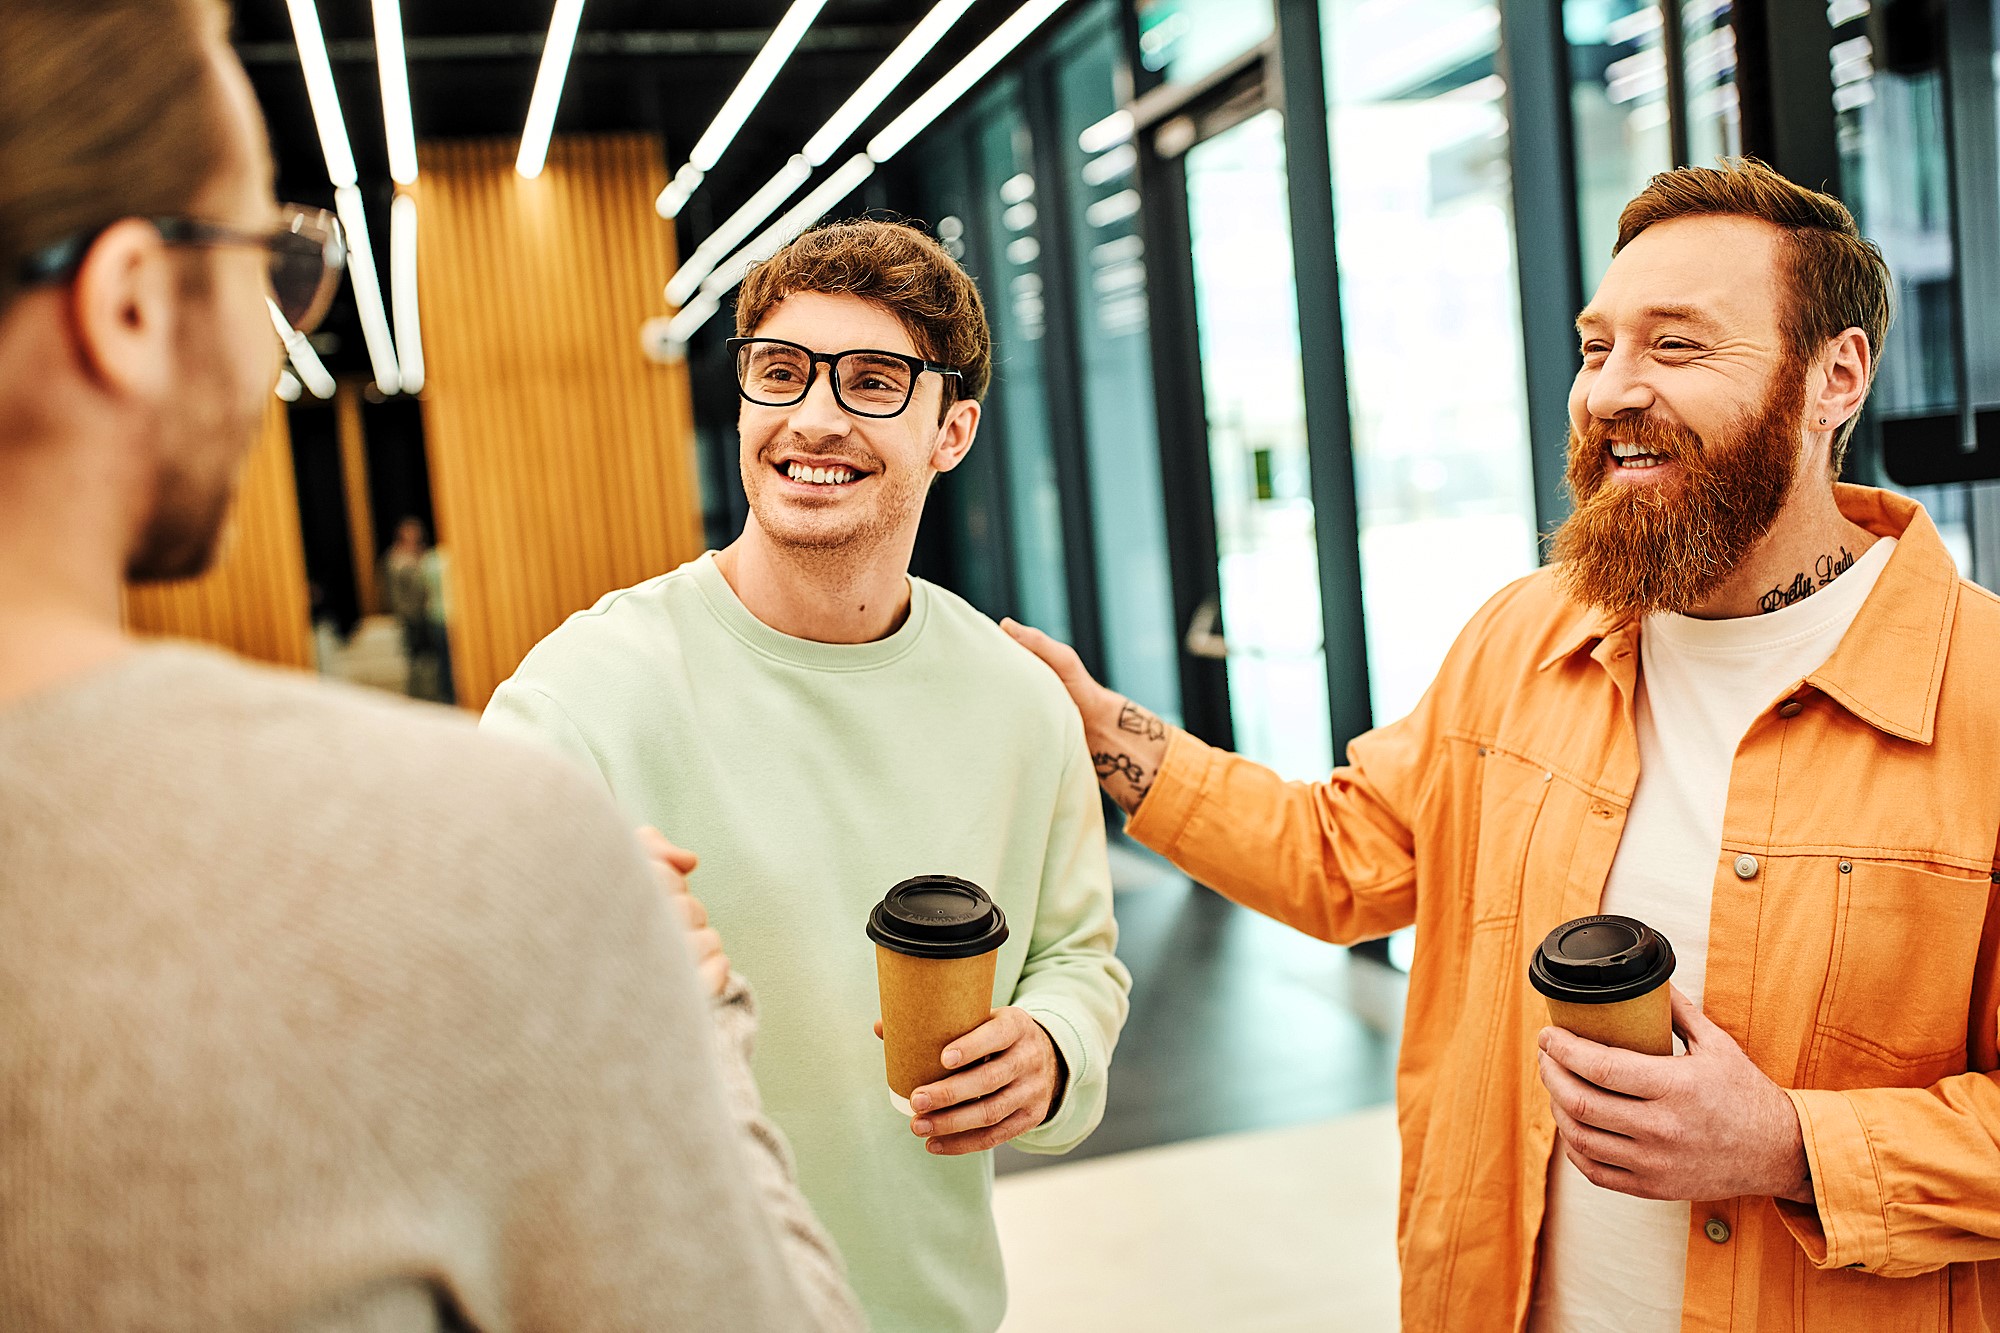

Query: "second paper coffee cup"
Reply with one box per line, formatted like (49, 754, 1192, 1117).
(868, 875, 1010, 1116)
(1529, 914, 1677, 1056)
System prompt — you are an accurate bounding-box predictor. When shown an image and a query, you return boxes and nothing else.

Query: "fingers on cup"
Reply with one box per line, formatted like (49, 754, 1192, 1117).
(928, 1106, 1039, 1155)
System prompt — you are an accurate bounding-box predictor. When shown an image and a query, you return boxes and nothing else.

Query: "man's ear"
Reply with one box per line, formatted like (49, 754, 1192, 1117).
(929, 398, 981, 474)
(1811, 327, 1871, 437)
(70, 219, 179, 402)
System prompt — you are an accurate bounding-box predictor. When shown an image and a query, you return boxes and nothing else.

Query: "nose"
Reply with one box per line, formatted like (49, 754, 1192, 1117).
(785, 363, 854, 440)
(1582, 343, 1656, 422)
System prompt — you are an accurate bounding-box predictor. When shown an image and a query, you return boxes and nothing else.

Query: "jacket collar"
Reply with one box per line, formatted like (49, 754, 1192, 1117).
(1535, 485, 1960, 745)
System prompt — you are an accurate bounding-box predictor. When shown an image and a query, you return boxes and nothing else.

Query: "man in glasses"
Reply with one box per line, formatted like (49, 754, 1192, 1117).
(484, 218, 1131, 1333)
(0, 1, 859, 1328)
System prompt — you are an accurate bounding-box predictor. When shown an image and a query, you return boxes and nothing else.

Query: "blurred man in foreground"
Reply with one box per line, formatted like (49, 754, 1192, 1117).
(0, 2, 858, 1328)
(1010, 161, 2000, 1331)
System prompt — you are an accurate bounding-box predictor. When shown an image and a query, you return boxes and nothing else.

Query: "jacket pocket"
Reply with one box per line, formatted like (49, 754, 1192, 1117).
(1468, 748, 1553, 926)
(1806, 859, 1993, 1091)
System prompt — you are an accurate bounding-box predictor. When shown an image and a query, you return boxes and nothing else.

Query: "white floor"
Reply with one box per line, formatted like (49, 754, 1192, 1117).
(994, 1104, 1402, 1332)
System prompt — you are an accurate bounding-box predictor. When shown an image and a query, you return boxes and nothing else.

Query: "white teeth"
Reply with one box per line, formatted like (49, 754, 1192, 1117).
(784, 462, 858, 485)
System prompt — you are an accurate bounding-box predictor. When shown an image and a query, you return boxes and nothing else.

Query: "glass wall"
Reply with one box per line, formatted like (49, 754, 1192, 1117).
(1183, 110, 1334, 781)
(921, 141, 1015, 617)
(1054, 11, 1184, 723)
(1681, 0, 1741, 164)
(1321, 0, 1541, 725)
(1828, 2, 1976, 571)
(1134, 0, 1273, 86)
(1565, 0, 1674, 290)
(975, 89, 1076, 642)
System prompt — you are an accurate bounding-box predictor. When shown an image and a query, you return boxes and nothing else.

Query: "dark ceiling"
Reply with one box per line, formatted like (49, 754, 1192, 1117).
(232, 0, 1017, 382)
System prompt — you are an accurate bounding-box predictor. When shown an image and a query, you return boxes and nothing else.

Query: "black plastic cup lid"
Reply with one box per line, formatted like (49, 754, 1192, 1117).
(866, 876, 1009, 960)
(1529, 914, 1676, 1005)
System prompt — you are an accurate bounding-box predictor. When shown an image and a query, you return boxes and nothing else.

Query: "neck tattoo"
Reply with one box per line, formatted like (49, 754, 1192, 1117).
(1759, 545, 1857, 614)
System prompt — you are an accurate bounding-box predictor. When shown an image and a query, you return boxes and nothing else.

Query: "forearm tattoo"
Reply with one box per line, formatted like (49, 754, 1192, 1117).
(1117, 701, 1167, 742)
(1092, 750, 1152, 805)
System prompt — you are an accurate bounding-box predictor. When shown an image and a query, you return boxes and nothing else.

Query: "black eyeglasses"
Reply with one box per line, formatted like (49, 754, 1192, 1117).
(16, 203, 347, 333)
(727, 336, 962, 419)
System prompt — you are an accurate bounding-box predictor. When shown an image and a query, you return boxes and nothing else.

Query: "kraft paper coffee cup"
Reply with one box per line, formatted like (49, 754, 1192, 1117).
(1529, 915, 1677, 1056)
(868, 876, 1009, 1116)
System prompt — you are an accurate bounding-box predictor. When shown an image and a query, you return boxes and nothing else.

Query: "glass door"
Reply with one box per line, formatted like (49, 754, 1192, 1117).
(1181, 109, 1334, 782)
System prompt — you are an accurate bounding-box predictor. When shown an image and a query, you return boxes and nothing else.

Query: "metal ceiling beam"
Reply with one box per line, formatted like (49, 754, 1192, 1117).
(236, 25, 906, 65)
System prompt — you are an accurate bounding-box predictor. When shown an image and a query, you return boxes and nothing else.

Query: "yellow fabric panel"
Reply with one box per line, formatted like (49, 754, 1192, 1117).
(414, 133, 704, 711)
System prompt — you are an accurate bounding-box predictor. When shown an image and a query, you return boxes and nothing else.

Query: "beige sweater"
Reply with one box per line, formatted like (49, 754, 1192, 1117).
(0, 646, 863, 1332)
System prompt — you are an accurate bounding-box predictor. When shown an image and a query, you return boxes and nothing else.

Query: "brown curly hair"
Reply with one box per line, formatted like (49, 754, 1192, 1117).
(734, 218, 992, 412)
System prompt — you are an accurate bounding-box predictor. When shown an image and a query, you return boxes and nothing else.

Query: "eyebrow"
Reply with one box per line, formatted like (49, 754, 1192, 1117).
(1576, 304, 1725, 335)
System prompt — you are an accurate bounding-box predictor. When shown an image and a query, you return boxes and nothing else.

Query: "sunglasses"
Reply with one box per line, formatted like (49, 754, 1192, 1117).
(16, 203, 348, 334)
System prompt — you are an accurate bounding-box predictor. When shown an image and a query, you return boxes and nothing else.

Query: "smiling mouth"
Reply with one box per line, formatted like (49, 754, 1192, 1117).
(1607, 442, 1671, 471)
(774, 460, 871, 488)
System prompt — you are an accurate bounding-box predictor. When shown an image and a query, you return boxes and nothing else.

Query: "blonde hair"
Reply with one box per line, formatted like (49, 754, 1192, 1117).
(0, 0, 233, 317)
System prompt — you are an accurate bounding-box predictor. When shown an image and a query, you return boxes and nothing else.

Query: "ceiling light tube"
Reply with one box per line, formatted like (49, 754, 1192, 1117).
(269, 300, 337, 400)
(664, 290, 722, 346)
(659, 2, 974, 242)
(391, 194, 425, 395)
(665, 153, 813, 306)
(700, 153, 878, 300)
(283, 0, 357, 186)
(334, 186, 403, 395)
(655, 0, 823, 216)
(869, 0, 1073, 163)
(373, 0, 418, 184)
(690, 1, 825, 171)
(802, 0, 975, 165)
(517, 0, 587, 179)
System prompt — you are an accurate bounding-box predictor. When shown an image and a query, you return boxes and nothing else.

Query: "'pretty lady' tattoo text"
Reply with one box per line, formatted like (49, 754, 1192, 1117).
(1759, 546, 1856, 614)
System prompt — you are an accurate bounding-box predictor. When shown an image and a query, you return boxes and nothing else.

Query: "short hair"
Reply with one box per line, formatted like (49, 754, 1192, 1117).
(0, 0, 234, 320)
(734, 218, 992, 411)
(1614, 158, 1894, 472)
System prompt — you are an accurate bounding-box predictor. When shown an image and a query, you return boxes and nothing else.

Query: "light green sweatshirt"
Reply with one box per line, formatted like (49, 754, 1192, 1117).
(481, 552, 1131, 1333)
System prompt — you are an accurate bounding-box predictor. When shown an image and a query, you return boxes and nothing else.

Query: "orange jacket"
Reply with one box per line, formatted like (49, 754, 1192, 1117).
(1126, 486, 2000, 1332)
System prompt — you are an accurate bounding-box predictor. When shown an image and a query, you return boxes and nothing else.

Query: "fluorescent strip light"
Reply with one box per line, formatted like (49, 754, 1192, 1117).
(283, 0, 357, 186)
(656, 164, 705, 219)
(665, 154, 813, 307)
(334, 186, 403, 395)
(373, 0, 418, 184)
(701, 154, 878, 300)
(269, 300, 337, 400)
(660, 2, 975, 270)
(517, 0, 587, 178)
(803, 0, 975, 165)
(391, 194, 425, 394)
(869, 0, 1072, 163)
(690, 1, 826, 170)
(664, 291, 722, 346)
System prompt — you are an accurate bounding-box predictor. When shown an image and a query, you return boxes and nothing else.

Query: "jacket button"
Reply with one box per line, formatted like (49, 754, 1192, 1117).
(1777, 699, 1804, 718)
(1733, 854, 1759, 880)
(1704, 1218, 1731, 1244)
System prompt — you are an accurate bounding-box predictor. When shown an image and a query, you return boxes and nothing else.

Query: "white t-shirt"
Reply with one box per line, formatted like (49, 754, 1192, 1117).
(1527, 536, 1896, 1333)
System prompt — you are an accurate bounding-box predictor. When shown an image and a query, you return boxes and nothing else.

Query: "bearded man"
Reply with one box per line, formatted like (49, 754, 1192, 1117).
(1006, 159, 2000, 1332)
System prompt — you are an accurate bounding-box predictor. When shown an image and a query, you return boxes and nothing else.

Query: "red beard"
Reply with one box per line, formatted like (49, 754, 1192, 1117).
(1549, 362, 1807, 617)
